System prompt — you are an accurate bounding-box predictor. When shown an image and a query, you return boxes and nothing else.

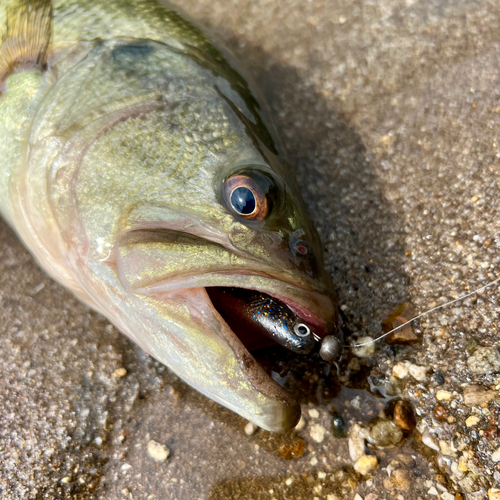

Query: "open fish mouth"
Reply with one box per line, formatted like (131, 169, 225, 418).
(112, 227, 338, 432)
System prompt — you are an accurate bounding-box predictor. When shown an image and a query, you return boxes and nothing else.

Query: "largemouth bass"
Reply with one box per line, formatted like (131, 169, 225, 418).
(0, 0, 340, 432)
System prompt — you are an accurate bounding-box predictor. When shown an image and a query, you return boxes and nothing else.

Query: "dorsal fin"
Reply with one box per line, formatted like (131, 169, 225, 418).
(0, 0, 52, 81)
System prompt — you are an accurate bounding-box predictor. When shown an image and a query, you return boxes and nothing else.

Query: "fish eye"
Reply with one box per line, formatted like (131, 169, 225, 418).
(294, 323, 310, 337)
(224, 173, 270, 221)
(231, 186, 256, 215)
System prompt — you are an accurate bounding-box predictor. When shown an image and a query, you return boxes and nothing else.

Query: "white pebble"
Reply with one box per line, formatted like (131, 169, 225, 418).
(147, 440, 170, 463)
(113, 367, 127, 378)
(348, 424, 366, 462)
(422, 432, 439, 452)
(244, 422, 257, 435)
(465, 415, 480, 427)
(310, 456, 318, 466)
(392, 361, 410, 379)
(310, 424, 326, 443)
(352, 336, 375, 358)
(409, 364, 427, 381)
(308, 408, 320, 418)
(491, 447, 500, 462)
(354, 455, 378, 475)
(436, 390, 452, 401)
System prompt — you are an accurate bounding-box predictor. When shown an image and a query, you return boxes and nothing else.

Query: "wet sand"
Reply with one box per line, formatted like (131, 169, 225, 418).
(1, 0, 500, 498)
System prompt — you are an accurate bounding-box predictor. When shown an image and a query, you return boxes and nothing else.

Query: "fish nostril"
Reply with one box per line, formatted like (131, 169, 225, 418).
(294, 241, 309, 256)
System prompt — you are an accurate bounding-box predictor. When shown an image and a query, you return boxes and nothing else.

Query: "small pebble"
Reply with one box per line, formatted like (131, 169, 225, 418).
(432, 371, 445, 385)
(432, 406, 448, 421)
(467, 346, 500, 375)
(393, 400, 416, 430)
(485, 425, 498, 440)
(354, 454, 378, 475)
(458, 455, 468, 472)
(308, 408, 320, 418)
(465, 415, 479, 427)
(392, 361, 410, 379)
(436, 390, 452, 401)
(409, 364, 426, 381)
(422, 432, 439, 452)
(352, 336, 375, 358)
(244, 422, 257, 435)
(147, 440, 170, 463)
(369, 420, 403, 447)
(349, 424, 367, 462)
(439, 440, 456, 457)
(310, 424, 327, 443)
(331, 412, 348, 438)
(61, 477, 71, 484)
(113, 367, 127, 378)
(489, 488, 500, 500)
(278, 439, 305, 460)
(381, 303, 418, 345)
(463, 385, 497, 406)
(491, 447, 500, 462)
(391, 469, 411, 491)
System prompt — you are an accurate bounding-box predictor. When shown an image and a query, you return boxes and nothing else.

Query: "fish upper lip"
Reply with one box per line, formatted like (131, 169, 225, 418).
(115, 226, 336, 327)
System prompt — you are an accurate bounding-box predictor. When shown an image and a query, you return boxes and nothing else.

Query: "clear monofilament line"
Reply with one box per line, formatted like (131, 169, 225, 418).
(348, 275, 500, 348)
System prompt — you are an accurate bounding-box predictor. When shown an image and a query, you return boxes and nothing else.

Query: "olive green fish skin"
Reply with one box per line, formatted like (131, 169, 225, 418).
(0, 0, 338, 432)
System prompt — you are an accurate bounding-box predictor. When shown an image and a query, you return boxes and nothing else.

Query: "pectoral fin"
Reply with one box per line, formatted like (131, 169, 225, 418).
(0, 0, 52, 81)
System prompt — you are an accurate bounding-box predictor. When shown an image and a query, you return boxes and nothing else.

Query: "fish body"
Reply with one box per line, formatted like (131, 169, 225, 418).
(0, 0, 339, 431)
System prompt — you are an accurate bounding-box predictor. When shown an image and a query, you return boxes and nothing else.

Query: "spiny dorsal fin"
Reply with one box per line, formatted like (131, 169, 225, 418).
(0, 0, 52, 80)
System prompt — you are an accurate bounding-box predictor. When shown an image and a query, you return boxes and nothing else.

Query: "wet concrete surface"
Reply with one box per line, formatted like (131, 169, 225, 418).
(2, 0, 500, 498)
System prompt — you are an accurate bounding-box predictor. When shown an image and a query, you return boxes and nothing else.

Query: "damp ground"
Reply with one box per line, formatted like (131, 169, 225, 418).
(1, 0, 500, 499)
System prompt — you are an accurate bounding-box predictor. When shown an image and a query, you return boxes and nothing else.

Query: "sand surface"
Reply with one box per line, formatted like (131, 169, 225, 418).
(1, 0, 500, 498)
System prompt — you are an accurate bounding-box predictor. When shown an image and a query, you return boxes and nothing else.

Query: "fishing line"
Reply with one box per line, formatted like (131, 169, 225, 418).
(346, 275, 500, 349)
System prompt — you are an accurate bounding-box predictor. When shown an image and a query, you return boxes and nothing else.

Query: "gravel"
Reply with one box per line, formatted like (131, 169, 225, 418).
(2, 0, 500, 498)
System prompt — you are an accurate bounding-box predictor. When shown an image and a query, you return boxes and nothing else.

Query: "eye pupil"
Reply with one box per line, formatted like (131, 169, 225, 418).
(230, 187, 256, 215)
(294, 324, 310, 337)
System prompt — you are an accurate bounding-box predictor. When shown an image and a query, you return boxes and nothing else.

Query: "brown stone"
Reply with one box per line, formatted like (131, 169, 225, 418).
(381, 303, 419, 345)
(432, 406, 448, 422)
(393, 400, 416, 430)
(391, 469, 411, 491)
(278, 439, 306, 460)
(463, 385, 498, 407)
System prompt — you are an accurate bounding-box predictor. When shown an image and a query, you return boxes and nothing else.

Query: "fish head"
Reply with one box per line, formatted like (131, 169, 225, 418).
(29, 38, 339, 432)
